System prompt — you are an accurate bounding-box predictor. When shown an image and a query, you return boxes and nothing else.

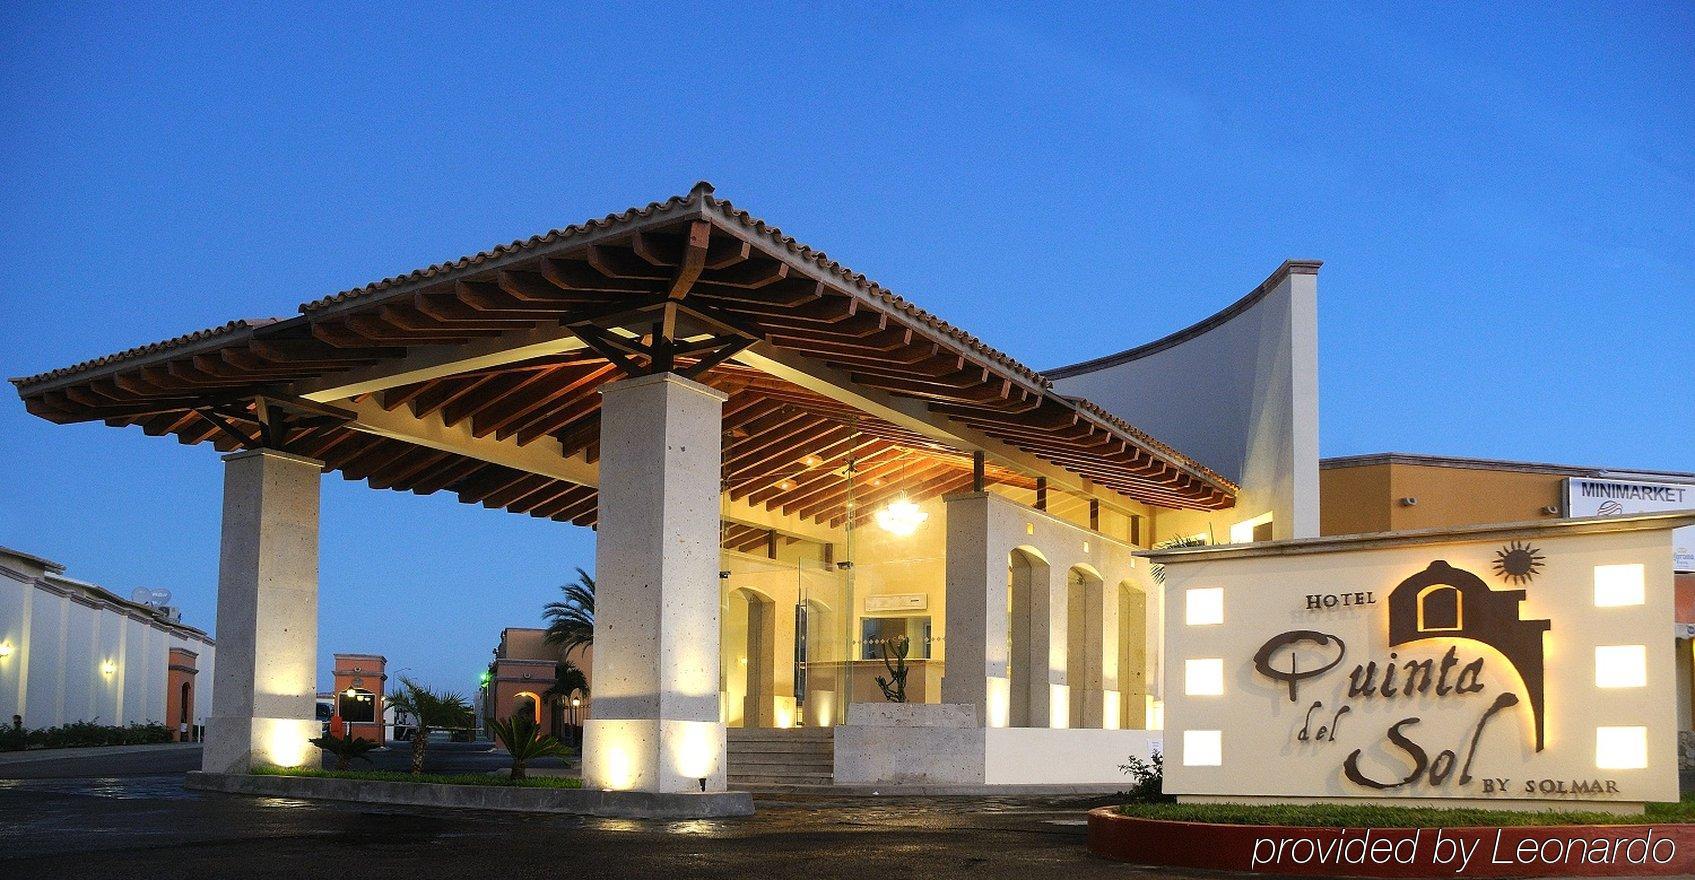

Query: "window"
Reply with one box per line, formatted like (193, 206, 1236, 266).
(1416, 585, 1463, 632)
(861, 616, 931, 660)
(338, 689, 376, 724)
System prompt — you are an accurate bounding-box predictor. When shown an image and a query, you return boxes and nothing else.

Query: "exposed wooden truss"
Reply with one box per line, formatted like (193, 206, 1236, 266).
(16, 199, 1238, 525)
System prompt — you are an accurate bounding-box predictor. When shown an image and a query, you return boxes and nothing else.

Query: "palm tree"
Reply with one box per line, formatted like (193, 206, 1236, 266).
(543, 568, 595, 658)
(386, 677, 472, 775)
(486, 711, 572, 780)
(543, 659, 590, 706)
(309, 731, 380, 771)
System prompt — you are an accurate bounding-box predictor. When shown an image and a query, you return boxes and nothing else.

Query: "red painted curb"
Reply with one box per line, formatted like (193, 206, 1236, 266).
(1086, 808, 1695, 877)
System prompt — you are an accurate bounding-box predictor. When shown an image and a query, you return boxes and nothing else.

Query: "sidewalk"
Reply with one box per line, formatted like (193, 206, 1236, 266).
(0, 741, 201, 765)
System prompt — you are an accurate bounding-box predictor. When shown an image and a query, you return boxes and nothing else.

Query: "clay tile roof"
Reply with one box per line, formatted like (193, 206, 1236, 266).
(296, 184, 713, 315)
(700, 190, 1052, 390)
(9, 318, 279, 387)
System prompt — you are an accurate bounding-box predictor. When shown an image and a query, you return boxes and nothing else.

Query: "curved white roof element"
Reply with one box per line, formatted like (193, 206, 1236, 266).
(1049, 260, 1321, 540)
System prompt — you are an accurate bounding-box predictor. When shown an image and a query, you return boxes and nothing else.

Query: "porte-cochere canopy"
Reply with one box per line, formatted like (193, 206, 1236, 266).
(11, 183, 1235, 530)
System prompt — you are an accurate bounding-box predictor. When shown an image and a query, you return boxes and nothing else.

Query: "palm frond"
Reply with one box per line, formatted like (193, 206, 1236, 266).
(543, 568, 596, 657)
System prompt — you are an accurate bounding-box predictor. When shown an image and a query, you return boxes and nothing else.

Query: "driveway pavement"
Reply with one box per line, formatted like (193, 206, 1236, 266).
(1, 746, 1682, 880)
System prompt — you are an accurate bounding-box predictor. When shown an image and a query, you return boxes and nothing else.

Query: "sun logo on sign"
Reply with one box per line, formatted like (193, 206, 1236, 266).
(1492, 540, 1545, 585)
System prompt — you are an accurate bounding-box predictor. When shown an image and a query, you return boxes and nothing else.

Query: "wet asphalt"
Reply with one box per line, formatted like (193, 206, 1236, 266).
(5, 746, 1681, 879)
(0, 744, 1188, 880)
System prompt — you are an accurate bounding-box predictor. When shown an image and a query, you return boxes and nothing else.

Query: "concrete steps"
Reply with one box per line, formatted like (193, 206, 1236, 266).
(726, 727, 833, 788)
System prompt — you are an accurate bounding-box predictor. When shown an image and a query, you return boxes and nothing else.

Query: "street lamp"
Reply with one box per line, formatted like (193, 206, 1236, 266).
(570, 695, 583, 749)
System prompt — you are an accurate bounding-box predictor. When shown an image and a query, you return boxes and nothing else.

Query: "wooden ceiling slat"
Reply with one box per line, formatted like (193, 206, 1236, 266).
(441, 373, 532, 428)
(407, 374, 488, 420)
(724, 420, 853, 484)
(487, 363, 617, 443)
(452, 466, 533, 505)
(464, 365, 578, 439)
(408, 456, 489, 495)
(366, 448, 451, 491)
(480, 473, 560, 509)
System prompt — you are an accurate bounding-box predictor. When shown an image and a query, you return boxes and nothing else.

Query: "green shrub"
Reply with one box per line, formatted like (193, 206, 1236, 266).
(1118, 751, 1173, 803)
(309, 732, 381, 770)
(486, 712, 572, 780)
(253, 766, 582, 789)
(18, 720, 173, 749)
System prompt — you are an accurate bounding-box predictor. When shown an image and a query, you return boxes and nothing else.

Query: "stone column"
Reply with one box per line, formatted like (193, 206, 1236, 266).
(582, 373, 727, 793)
(202, 448, 322, 774)
(941, 492, 999, 726)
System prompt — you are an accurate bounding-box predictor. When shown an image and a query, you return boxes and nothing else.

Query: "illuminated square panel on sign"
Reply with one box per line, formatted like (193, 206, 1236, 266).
(1185, 658, 1225, 696)
(1595, 645, 1647, 688)
(1185, 588, 1224, 626)
(1595, 726, 1648, 770)
(1183, 729, 1222, 766)
(1594, 564, 1646, 607)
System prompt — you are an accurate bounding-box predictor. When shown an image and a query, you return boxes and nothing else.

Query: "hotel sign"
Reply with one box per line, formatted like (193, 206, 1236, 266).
(1566, 478, 1694, 571)
(1158, 524, 1682, 808)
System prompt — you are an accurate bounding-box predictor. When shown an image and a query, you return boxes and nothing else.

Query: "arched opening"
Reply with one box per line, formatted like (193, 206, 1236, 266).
(513, 691, 541, 725)
(1117, 582, 1147, 730)
(725, 587, 777, 727)
(179, 681, 192, 726)
(1417, 585, 1463, 632)
(1007, 548, 1048, 727)
(1067, 565, 1105, 728)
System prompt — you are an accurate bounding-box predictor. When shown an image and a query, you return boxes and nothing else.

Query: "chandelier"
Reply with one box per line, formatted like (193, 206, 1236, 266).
(874, 495, 928, 537)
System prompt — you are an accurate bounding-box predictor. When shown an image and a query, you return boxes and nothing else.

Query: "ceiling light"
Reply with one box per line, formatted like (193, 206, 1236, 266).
(875, 495, 928, 537)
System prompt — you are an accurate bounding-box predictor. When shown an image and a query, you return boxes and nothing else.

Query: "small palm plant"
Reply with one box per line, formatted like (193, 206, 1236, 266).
(309, 731, 380, 771)
(386, 677, 472, 775)
(543, 568, 595, 658)
(486, 711, 572, 781)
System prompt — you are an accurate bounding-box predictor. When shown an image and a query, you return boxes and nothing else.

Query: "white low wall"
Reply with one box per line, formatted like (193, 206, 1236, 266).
(833, 699, 1165, 787)
(834, 702, 984, 785)
(985, 728, 1161, 785)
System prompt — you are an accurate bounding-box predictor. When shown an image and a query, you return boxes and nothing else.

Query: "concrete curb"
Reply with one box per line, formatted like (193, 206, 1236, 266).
(184, 771, 754, 818)
(0, 742, 201, 765)
(741, 782, 1132, 796)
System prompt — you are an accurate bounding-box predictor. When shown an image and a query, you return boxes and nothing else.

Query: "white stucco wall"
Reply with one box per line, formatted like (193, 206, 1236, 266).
(1, 554, 215, 730)
(1050, 261, 1320, 542)
(942, 491, 1161, 731)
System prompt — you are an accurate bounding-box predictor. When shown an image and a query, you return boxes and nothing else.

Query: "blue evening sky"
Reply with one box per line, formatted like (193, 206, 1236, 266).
(2, 5, 1690, 694)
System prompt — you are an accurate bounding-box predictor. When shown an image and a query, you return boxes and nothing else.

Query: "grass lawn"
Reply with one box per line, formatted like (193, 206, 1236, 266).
(1117, 793, 1695, 828)
(253, 766, 583, 790)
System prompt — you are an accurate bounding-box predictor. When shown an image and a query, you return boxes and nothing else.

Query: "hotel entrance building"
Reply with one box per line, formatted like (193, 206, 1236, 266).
(14, 182, 1568, 796)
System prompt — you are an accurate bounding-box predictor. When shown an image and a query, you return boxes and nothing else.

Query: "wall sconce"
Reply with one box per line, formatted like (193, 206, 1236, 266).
(101, 660, 117, 675)
(0, 642, 12, 658)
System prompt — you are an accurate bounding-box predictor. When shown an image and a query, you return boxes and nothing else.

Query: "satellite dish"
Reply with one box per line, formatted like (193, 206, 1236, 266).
(130, 588, 173, 608)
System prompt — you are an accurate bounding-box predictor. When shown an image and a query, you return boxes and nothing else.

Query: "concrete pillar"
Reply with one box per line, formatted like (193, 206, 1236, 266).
(582, 373, 728, 793)
(941, 493, 998, 726)
(202, 448, 322, 774)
